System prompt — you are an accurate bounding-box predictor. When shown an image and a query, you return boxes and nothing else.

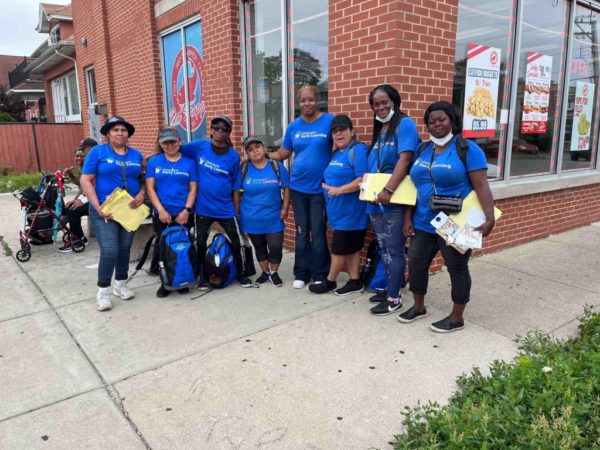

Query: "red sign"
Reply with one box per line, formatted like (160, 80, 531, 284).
(169, 46, 206, 131)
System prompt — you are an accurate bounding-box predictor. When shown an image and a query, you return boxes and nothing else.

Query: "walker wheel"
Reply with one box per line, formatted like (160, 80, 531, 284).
(72, 241, 85, 253)
(16, 250, 31, 262)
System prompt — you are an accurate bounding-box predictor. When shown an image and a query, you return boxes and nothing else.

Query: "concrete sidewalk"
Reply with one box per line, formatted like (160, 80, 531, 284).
(1, 192, 598, 449)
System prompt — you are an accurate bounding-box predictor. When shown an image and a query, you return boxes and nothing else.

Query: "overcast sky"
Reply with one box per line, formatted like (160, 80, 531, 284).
(0, 0, 71, 56)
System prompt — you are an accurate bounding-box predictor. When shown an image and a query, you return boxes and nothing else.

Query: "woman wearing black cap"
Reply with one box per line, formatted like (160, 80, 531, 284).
(179, 115, 253, 288)
(146, 125, 198, 297)
(239, 136, 290, 286)
(308, 114, 368, 295)
(401, 101, 495, 333)
(81, 115, 145, 311)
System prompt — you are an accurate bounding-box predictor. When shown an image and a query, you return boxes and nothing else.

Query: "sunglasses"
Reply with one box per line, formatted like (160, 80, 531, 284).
(211, 125, 231, 133)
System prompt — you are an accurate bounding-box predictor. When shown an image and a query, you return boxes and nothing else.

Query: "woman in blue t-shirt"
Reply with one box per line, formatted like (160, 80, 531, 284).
(81, 116, 145, 312)
(366, 84, 419, 317)
(402, 101, 495, 333)
(267, 85, 333, 289)
(239, 136, 290, 287)
(145, 125, 198, 298)
(308, 114, 368, 296)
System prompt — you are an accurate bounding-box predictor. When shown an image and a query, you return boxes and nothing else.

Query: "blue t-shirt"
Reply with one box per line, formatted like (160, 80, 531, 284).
(240, 161, 290, 234)
(180, 138, 241, 218)
(81, 143, 144, 203)
(409, 138, 488, 234)
(323, 142, 369, 230)
(282, 113, 333, 194)
(145, 153, 198, 217)
(366, 117, 419, 214)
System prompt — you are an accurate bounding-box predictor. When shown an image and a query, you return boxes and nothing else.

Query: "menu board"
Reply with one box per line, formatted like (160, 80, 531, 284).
(570, 81, 595, 151)
(462, 44, 501, 139)
(521, 52, 552, 134)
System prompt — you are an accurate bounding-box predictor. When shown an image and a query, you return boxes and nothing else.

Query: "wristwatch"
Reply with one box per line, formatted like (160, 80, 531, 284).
(185, 206, 192, 213)
(383, 186, 395, 195)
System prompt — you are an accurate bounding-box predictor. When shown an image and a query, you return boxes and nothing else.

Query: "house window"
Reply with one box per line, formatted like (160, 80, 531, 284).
(85, 67, 97, 105)
(49, 25, 61, 45)
(160, 18, 205, 143)
(242, 0, 329, 148)
(51, 70, 80, 122)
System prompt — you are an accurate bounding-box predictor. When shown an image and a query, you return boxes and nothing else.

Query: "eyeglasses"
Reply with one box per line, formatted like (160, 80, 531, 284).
(211, 125, 231, 133)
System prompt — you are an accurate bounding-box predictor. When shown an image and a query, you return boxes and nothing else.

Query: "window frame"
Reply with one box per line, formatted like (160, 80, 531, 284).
(85, 66, 97, 106)
(51, 70, 81, 123)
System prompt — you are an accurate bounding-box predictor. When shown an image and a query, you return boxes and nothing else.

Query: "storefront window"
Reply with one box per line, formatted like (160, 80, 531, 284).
(452, 0, 516, 180)
(510, 0, 569, 177)
(244, 0, 283, 149)
(244, 0, 328, 147)
(160, 19, 206, 143)
(288, 0, 328, 119)
(562, 4, 600, 170)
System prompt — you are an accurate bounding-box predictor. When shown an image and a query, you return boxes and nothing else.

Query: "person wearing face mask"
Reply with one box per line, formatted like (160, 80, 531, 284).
(366, 84, 419, 316)
(308, 114, 368, 295)
(401, 101, 495, 333)
(267, 85, 333, 289)
(179, 115, 253, 289)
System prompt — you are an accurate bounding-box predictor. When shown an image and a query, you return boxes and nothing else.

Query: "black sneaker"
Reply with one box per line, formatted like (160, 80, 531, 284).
(81, 237, 89, 246)
(308, 280, 337, 294)
(430, 316, 464, 333)
(58, 242, 73, 253)
(369, 290, 387, 303)
(177, 287, 190, 294)
(397, 306, 428, 323)
(335, 280, 363, 296)
(370, 298, 402, 316)
(197, 281, 210, 291)
(238, 276, 254, 288)
(270, 272, 283, 287)
(255, 272, 270, 284)
(156, 285, 170, 298)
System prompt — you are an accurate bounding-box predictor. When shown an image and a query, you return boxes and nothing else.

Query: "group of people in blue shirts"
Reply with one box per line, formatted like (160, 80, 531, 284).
(80, 83, 496, 334)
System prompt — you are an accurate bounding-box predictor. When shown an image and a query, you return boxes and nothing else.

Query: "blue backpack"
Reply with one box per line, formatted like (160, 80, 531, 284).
(158, 225, 198, 290)
(204, 233, 237, 288)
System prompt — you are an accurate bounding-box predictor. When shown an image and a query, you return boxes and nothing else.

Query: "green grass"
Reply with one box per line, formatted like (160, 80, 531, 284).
(392, 307, 600, 449)
(0, 172, 41, 193)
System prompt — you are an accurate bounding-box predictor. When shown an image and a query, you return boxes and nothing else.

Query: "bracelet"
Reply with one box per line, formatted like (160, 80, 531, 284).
(383, 186, 395, 195)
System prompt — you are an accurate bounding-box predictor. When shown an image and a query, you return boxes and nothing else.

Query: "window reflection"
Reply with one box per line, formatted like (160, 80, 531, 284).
(562, 4, 600, 171)
(510, 0, 569, 177)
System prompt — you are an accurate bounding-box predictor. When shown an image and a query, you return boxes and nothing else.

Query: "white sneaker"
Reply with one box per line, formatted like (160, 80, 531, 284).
(292, 279, 305, 289)
(96, 288, 112, 311)
(113, 280, 135, 300)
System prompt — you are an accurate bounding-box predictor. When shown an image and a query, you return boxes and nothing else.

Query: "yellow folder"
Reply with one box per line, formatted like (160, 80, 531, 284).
(359, 173, 417, 205)
(450, 190, 502, 226)
(100, 188, 150, 232)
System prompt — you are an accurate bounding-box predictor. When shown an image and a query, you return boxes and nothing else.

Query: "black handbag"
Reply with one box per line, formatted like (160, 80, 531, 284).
(243, 243, 256, 277)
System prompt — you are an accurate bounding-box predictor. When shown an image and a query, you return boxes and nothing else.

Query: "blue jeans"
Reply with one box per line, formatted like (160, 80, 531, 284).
(370, 210, 406, 298)
(290, 189, 330, 282)
(89, 207, 136, 287)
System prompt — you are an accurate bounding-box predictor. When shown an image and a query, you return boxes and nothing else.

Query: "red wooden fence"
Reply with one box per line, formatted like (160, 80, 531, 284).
(0, 123, 84, 173)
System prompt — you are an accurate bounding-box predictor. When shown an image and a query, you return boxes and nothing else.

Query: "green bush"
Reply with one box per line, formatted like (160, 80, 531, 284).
(0, 172, 41, 193)
(0, 111, 16, 122)
(392, 307, 600, 449)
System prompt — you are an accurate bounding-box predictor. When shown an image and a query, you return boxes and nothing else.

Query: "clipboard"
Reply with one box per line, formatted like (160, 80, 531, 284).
(359, 173, 417, 205)
(449, 190, 502, 226)
(100, 187, 150, 232)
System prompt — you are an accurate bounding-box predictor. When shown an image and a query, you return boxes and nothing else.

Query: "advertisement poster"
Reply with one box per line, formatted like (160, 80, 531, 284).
(462, 43, 501, 139)
(570, 81, 595, 151)
(521, 52, 552, 134)
(162, 22, 206, 142)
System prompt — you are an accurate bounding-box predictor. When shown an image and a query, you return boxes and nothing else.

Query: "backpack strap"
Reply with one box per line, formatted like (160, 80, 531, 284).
(240, 160, 249, 185)
(128, 234, 157, 281)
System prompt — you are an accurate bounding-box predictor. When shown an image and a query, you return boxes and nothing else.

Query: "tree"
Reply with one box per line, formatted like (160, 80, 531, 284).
(0, 84, 26, 122)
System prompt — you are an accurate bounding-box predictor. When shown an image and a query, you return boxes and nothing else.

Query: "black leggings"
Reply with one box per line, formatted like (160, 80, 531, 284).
(195, 214, 245, 276)
(248, 232, 284, 265)
(408, 230, 472, 305)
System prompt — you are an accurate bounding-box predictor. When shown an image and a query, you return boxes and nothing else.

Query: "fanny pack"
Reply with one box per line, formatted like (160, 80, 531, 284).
(429, 194, 463, 214)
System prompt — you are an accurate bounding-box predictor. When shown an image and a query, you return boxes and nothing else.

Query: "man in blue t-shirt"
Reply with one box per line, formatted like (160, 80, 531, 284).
(180, 115, 253, 288)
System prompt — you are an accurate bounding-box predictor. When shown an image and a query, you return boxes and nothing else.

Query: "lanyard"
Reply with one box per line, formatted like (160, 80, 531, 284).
(376, 132, 397, 173)
(109, 144, 129, 190)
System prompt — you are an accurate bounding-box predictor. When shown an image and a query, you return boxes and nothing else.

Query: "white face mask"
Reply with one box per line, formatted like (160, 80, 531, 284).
(375, 109, 395, 124)
(430, 132, 454, 147)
